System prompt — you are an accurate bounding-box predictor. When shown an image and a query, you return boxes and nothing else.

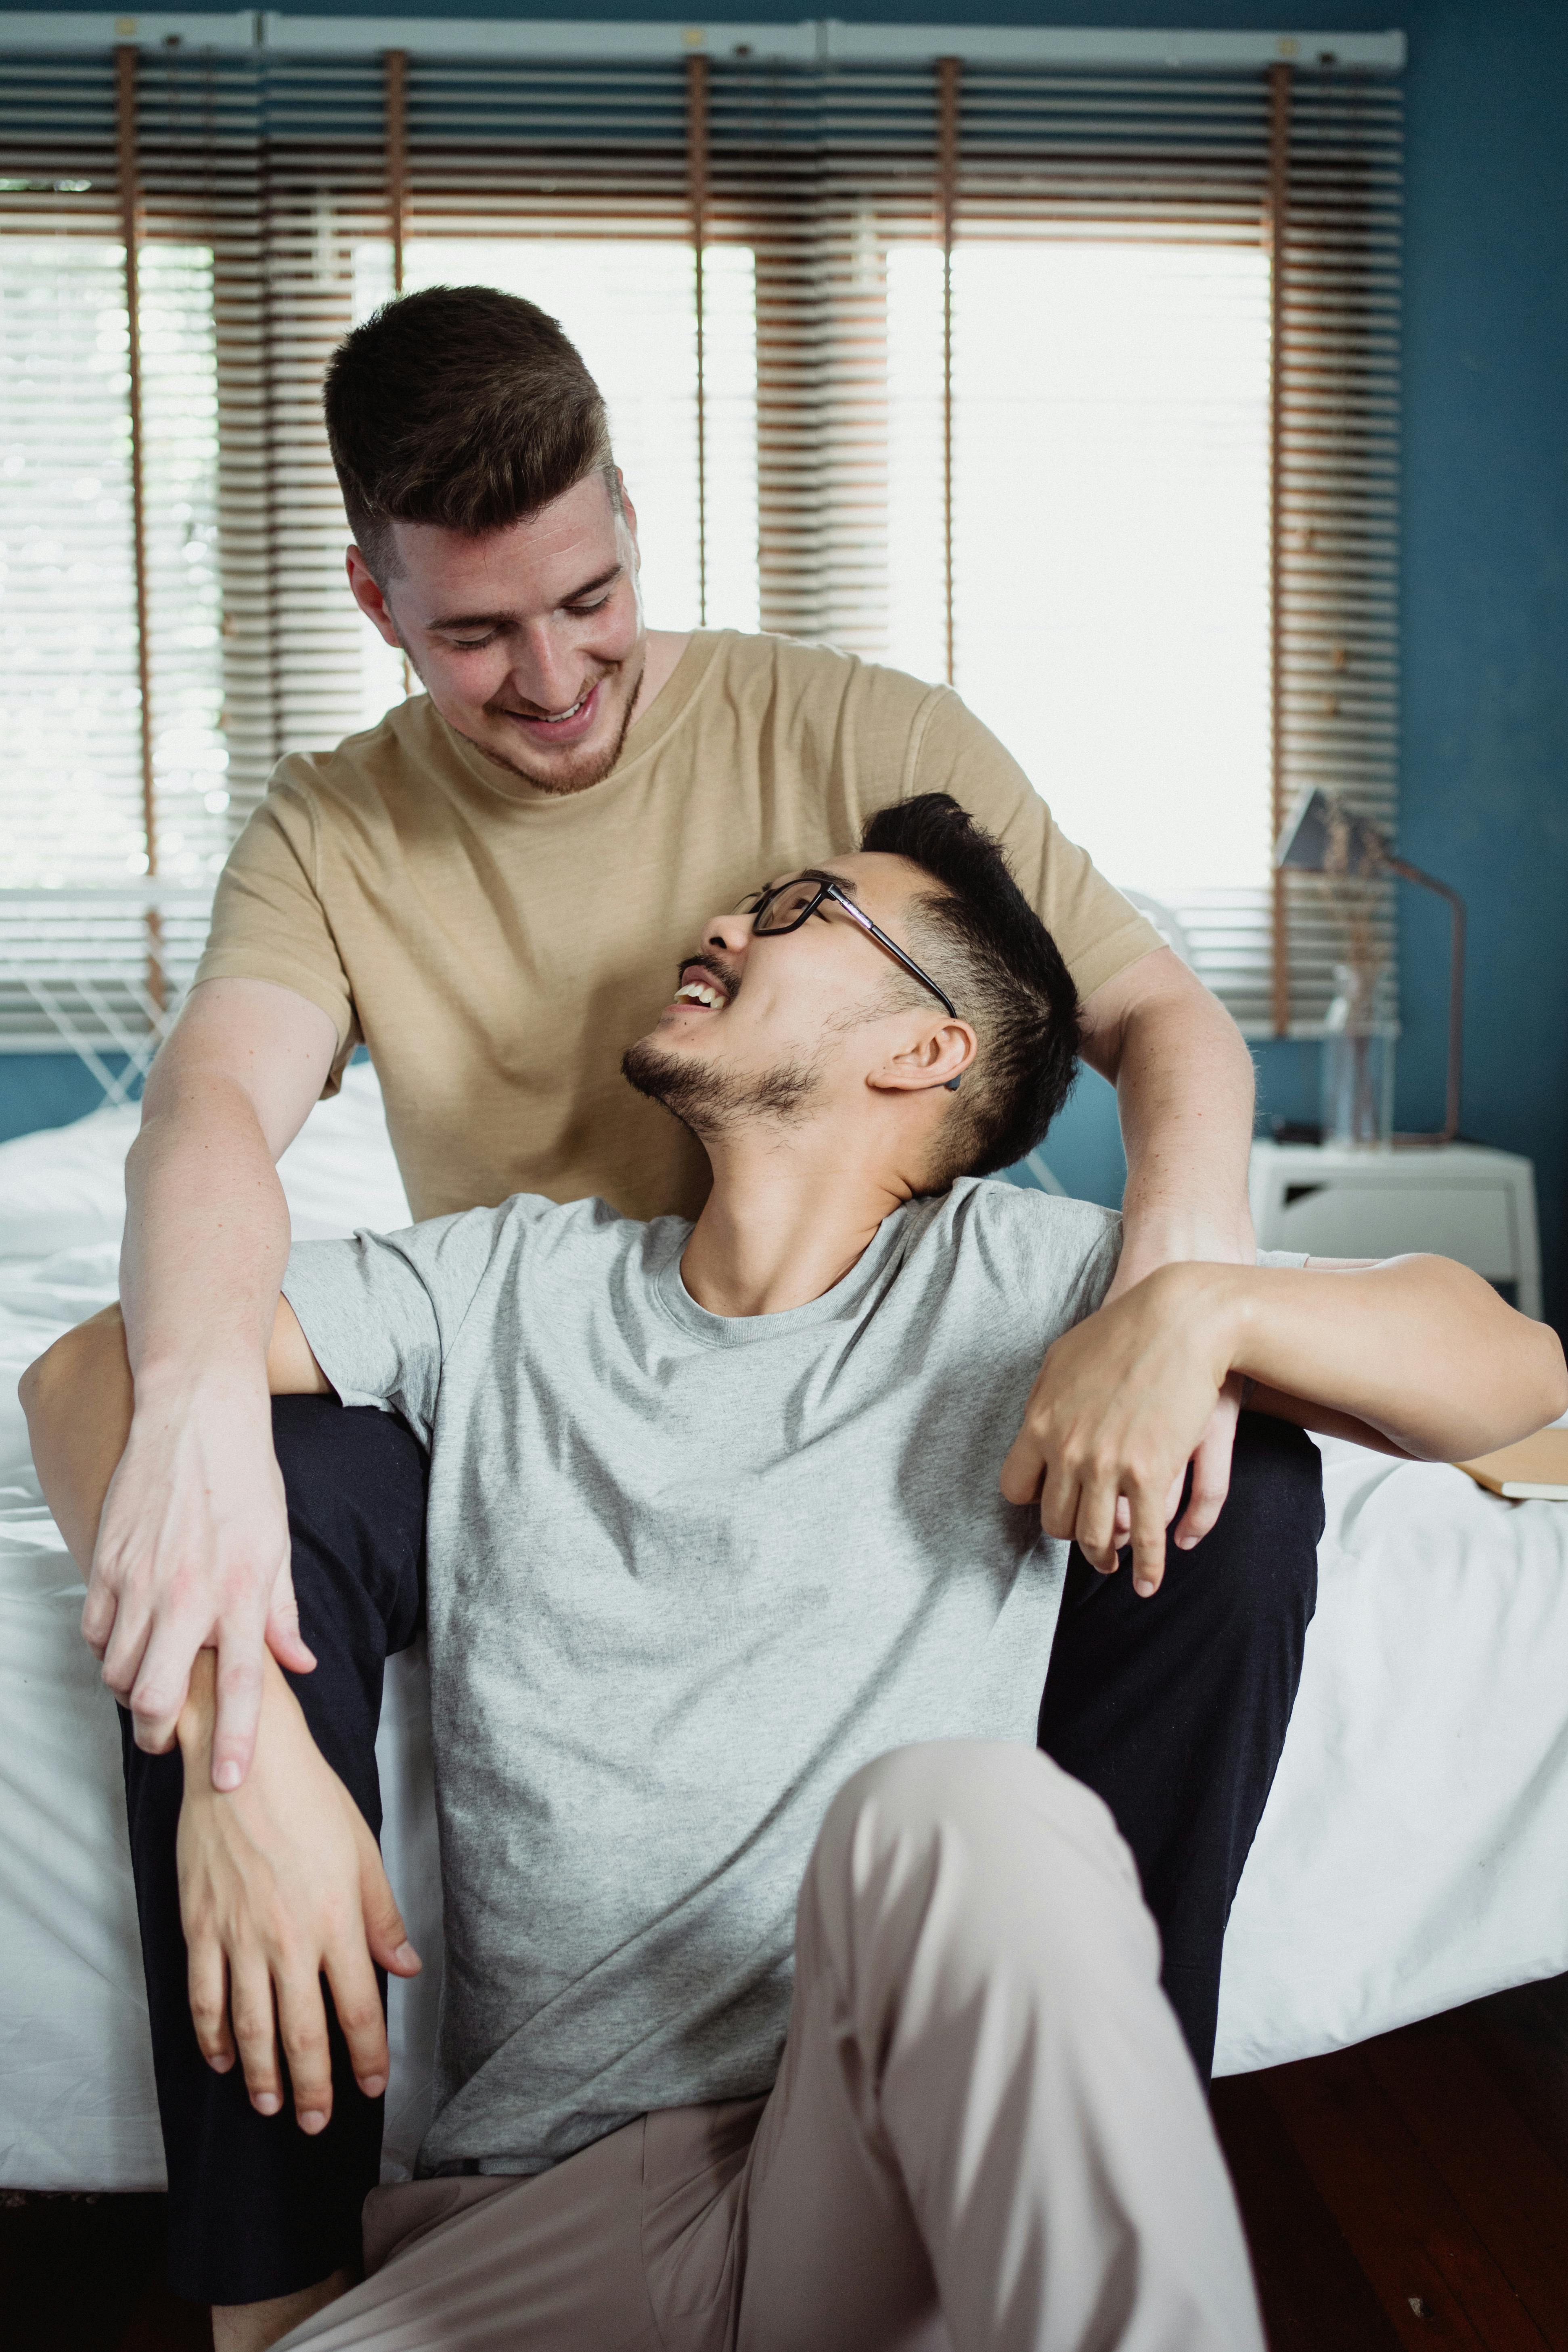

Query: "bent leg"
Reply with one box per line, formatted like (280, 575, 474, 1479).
(121, 1395, 427, 2306)
(1038, 1410, 1323, 2075)
(738, 1742, 1264, 2352)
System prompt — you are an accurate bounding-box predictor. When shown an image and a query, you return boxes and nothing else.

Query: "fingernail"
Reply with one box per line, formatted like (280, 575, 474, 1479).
(1177, 1534, 1197, 1551)
(1135, 1577, 1156, 1598)
(254, 2092, 282, 2117)
(358, 2074, 387, 2099)
(393, 1942, 420, 1970)
(213, 1760, 241, 1793)
(298, 2109, 328, 2134)
(207, 2053, 234, 2074)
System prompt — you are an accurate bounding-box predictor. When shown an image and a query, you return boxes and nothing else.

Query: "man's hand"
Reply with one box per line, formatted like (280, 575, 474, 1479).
(1076, 947, 1259, 1552)
(1001, 1264, 1234, 1598)
(176, 1650, 421, 2134)
(1102, 1231, 1249, 1554)
(84, 1370, 312, 1780)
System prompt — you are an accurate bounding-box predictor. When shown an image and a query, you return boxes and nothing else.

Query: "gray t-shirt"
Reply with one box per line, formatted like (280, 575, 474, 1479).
(282, 1177, 1125, 2176)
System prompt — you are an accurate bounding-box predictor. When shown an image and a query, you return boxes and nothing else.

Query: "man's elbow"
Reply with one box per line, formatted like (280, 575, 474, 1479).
(1532, 1323, 1568, 1429)
(19, 1309, 126, 1436)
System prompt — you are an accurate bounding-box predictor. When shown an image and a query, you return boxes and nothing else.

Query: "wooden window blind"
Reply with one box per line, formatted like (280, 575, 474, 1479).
(0, 19, 1403, 1053)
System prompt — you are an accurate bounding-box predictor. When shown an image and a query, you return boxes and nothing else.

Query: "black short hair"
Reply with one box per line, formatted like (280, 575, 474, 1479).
(323, 285, 615, 580)
(860, 794, 1081, 1183)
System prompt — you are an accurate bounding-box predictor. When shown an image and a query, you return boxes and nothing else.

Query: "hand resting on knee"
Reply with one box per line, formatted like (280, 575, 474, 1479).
(175, 1644, 422, 2133)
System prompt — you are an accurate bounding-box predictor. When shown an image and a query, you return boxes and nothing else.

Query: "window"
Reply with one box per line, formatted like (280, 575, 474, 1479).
(0, 23, 1403, 1051)
(886, 241, 1273, 897)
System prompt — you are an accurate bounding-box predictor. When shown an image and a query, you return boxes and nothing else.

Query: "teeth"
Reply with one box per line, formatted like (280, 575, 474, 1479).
(674, 982, 725, 1009)
(536, 689, 589, 723)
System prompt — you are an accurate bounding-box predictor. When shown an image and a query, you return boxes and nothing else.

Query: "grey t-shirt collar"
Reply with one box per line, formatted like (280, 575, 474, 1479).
(650, 1196, 936, 1349)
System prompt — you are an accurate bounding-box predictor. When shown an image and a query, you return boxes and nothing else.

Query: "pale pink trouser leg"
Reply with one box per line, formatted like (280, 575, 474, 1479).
(278, 1742, 1262, 2352)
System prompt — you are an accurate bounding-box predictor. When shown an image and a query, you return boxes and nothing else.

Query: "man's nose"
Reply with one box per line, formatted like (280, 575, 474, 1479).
(507, 622, 584, 714)
(704, 909, 755, 955)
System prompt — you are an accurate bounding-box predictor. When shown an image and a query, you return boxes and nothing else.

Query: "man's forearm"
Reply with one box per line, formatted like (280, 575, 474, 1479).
(1080, 953, 1256, 1284)
(1114, 991, 1255, 1273)
(1208, 1257, 1568, 1462)
(122, 1071, 292, 1399)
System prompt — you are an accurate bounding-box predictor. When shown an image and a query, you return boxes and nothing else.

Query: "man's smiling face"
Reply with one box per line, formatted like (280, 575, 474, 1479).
(346, 469, 647, 796)
(622, 851, 974, 1143)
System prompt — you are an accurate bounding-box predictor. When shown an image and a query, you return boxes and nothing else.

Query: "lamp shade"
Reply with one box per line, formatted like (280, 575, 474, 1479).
(1274, 786, 1390, 879)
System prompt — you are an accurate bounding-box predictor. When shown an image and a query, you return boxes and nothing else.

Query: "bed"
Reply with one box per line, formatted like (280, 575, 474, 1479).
(3, 1064, 1566, 2191)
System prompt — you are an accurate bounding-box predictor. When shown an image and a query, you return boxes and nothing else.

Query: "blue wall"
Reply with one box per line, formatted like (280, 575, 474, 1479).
(5, 0, 1566, 1328)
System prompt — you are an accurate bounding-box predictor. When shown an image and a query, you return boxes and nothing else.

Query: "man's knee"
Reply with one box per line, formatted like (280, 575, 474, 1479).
(815, 1741, 1143, 1925)
(271, 1396, 426, 1653)
(272, 1394, 427, 1545)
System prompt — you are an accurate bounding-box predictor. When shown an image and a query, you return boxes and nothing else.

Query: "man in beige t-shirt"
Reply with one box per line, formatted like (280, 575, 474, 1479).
(71, 286, 1283, 2344)
(200, 630, 1161, 1229)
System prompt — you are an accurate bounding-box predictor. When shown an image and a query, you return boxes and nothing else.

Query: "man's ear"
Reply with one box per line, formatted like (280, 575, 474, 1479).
(345, 546, 402, 648)
(869, 1019, 976, 1097)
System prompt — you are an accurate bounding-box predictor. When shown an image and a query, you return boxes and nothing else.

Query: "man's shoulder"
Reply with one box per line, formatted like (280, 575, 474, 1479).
(393, 1190, 678, 1294)
(712, 629, 948, 729)
(265, 695, 461, 824)
(928, 1177, 1123, 1324)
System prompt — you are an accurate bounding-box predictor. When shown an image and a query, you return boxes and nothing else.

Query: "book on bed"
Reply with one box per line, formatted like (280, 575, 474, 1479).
(1457, 1429, 1568, 1501)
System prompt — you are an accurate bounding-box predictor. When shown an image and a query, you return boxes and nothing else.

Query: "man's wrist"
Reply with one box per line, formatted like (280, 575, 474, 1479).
(130, 1345, 274, 1416)
(1115, 1203, 1255, 1290)
(176, 1648, 219, 1774)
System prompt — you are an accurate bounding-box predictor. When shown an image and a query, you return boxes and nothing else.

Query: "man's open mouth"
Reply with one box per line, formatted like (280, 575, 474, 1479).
(505, 679, 603, 737)
(669, 958, 736, 1013)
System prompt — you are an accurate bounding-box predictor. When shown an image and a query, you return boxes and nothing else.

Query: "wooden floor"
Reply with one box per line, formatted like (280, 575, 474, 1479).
(6, 1974, 1568, 2350)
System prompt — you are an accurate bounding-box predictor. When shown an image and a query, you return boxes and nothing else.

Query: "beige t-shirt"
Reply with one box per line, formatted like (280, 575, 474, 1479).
(196, 630, 1160, 1223)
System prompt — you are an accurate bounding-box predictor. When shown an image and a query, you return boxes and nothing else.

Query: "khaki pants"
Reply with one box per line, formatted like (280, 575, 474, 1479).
(280, 1743, 1263, 2352)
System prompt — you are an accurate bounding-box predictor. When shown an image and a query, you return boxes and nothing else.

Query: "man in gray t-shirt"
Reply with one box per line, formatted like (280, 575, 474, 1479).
(30, 796, 1564, 2350)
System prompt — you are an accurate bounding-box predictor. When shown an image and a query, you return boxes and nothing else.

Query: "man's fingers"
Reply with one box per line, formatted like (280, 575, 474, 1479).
(228, 1955, 285, 2115)
(266, 1565, 317, 1678)
(325, 1942, 392, 2103)
(276, 1966, 337, 2134)
(999, 1421, 1048, 1508)
(357, 1837, 421, 1979)
(1174, 1397, 1240, 1551)
(98, 1589, 155, 1704)
(1071, 1463, 1121, 1575)
(80, 1569, 121, 1661)
(127, 1609, 215, 1755)
(1128, 1483, 1169, 1598)
(209, 1627, 270, 1793)
(187, 1937, 235, 2076)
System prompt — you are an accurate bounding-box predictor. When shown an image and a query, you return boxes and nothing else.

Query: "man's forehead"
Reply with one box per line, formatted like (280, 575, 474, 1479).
(812, 849, 925, 916)
(387, 473, 623, 613)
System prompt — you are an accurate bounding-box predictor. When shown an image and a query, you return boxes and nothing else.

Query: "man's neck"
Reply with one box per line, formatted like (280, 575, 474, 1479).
(629, 628, 693, 729)
(681, 1128, 914, 1318)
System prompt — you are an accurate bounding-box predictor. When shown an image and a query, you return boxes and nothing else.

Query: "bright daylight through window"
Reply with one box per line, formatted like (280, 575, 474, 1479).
(887, 242, 1273, 899)
(3, 230, 1268, 905)
(0, 236, 226, 887)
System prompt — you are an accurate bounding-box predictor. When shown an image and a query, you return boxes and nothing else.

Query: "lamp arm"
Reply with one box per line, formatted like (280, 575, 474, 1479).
(1386, 857, 1466, 1144)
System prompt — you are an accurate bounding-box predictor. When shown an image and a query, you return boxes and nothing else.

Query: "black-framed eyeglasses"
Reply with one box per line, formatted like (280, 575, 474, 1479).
(743, 872, 964, 1088)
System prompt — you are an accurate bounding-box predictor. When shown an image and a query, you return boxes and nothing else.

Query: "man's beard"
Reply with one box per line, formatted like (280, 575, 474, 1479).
(621, 1036, 823, 1139)
(446, 653, 645, 798)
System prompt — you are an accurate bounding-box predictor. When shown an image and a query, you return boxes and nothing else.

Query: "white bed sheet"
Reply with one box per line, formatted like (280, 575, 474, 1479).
(1, 1072, 1565, 2190)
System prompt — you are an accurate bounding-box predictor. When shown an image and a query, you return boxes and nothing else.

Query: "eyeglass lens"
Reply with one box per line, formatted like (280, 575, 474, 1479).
(752, 879, 824, 933)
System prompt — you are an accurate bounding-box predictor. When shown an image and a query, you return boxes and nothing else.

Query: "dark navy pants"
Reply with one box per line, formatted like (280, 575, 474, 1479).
(121, 1397, 1321, 2305)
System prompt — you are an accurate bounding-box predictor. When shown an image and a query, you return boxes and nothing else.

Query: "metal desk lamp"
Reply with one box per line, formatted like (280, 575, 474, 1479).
(1274, 788, 1467, 1145)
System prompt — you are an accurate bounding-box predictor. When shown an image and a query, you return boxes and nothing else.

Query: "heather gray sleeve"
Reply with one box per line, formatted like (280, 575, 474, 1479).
(282, 1204, 513, 1443)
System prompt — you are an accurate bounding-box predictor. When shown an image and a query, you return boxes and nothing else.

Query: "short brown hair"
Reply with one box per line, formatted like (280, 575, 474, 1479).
(324, 284, 614, 578)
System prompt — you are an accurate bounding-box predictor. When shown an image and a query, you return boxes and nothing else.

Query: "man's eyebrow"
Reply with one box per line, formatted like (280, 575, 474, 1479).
(427, 564, 624, 634)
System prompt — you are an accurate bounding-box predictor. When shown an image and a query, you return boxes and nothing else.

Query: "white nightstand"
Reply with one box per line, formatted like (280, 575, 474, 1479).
(1249, 1140, 1543, 1319)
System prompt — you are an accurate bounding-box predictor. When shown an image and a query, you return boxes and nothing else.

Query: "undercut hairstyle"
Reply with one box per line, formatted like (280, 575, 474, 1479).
(323, 285, 615, 580)
(860, 795, 1082, 1187)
